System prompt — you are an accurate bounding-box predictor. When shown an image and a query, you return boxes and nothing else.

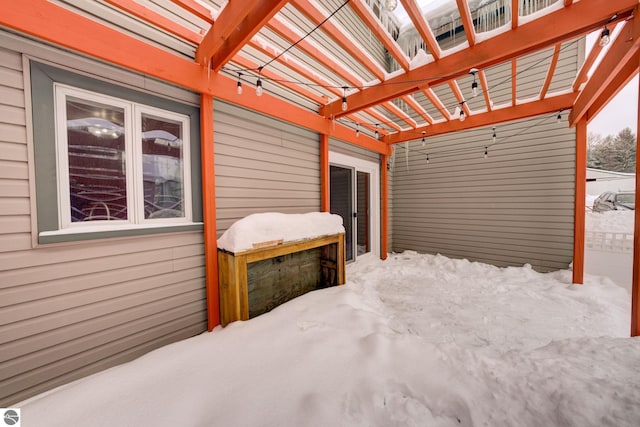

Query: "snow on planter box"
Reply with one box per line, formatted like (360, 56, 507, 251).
(217, 213, 346, 326)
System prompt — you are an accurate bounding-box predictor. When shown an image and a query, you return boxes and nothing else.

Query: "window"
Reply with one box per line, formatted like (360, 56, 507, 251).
(30, 61, 202, 243)
(55, 85, 192, 229)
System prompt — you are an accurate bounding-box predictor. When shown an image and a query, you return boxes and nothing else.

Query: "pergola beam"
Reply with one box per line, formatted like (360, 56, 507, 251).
(401, 95, 434, 124)
(400, 0, 441, 60)
(292, 0, 386, 82)
(456, 0, 476, 46)
(479, 70, 493, 112)
(511, 0, 518, 29)
(349, 0, 410, 70)
(322, 0, 636, 118)
(104, 0, 203, 44)
(231, 55, 328, 105)
(169, 0, 214, 24)
(196, 0, 288, 71)
(386, 92, 576, 144)
(248, 39, 342, 97)
(572, 32, 607, 91)
(586, 55, 639, 123)
(539, 44, 561, 99)
(570, 17, 640, 126)
(423, 87, 451, 121)
(267, 17, 363, 87)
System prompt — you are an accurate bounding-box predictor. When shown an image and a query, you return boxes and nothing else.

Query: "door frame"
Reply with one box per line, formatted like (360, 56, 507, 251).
(329, 151, 380, 259)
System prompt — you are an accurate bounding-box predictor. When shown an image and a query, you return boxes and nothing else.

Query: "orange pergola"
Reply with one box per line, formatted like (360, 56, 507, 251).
(1, 0, 638, 335)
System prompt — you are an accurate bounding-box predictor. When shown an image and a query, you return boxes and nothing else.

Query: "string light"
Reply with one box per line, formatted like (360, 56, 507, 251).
(599, 26, 610, 47)
(492, 127, 497, 144)
(459, 102, 466, 122)
(557, 109, 563, 123)
(421, 131, 426, 147)
(469, 68, 479, 98)
(355, 122, 360, 137)
(426, 153, 430, 164)
(374, 124, 379, 140)
(341, 87, 348, 112)
(484, 146, 488, 159)
(236, 73, 243, 95)
(385, 0, 398, 12)
(256, 67, 264, 97)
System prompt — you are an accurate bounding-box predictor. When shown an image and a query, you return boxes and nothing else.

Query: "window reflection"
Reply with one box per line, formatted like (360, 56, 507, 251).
(66, 97, 127, 222)
(141, 114, 184, 219)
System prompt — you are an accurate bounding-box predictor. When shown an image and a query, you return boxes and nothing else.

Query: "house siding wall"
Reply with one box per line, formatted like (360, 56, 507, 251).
(214, 101, 321, 236)
(391, 116, 576, 272)
(0, 33, 206, 406)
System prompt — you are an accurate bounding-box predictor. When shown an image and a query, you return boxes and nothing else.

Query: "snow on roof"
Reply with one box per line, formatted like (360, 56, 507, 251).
(217, 212, 345, 252)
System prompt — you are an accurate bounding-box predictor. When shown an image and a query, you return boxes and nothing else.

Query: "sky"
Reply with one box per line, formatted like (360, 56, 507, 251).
(587, 76, 638, 137)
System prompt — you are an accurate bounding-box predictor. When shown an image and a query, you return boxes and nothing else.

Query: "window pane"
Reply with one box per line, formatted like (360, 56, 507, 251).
(66, 97, 127, 222)
(141, 114, 185, 219)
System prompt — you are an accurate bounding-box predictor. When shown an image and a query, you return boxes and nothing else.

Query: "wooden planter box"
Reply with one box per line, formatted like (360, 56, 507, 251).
(218, 233, 346, 326)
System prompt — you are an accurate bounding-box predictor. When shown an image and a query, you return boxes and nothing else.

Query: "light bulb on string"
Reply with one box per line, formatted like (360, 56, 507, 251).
(256, 67, 264, 97)
(355, 123, 360, 138)
(599, 27, 610, 47)
(385, 0, 398, 12)
(426, 153, 430, 164)
(236, 73, 243, 95)
(374, 124, 379, 140)
(469, 68, 479, 98)
(492, 127, 496, 144)
(341, 87, 348, 112)
(459, 109, 466, 122)
(557, 109, 563, 123)
(484, 146, 488, 159)
(421, 131, 426, 147)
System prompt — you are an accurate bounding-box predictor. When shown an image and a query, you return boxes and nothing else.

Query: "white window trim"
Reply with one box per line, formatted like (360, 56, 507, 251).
(53, 84, 193, 233)
(329, 151, 381, 259)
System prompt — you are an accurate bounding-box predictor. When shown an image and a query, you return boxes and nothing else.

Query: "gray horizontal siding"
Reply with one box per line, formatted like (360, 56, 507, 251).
(391, 114, 576, 272)
(214, 101, 321, 235)
(330, 138, 380, 163)
(0, 36, 206, 406)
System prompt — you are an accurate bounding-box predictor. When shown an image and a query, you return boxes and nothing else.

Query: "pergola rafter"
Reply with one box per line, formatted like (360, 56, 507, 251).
(321, 0, 635, 118)
(399, 0, 441, 60)
(291, 0, 386, 82)
(349, 0, 410, 71)
(386, 92, 577, 143)
(196, 0, 288, 71)
(570, 16, 640, 126)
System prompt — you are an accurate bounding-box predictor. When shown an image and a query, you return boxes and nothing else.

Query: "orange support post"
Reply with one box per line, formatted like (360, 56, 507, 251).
(632, 74, 640, 336)
(320, 134, 330, 212)
(201, 94, 220, 331)
(380, 154, 388, 260)
(572, 118, 587, 284)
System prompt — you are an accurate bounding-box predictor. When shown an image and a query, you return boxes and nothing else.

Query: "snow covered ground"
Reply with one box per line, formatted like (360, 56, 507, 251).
(584, 207, 634, 291)
(19, 251, 640, 426)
